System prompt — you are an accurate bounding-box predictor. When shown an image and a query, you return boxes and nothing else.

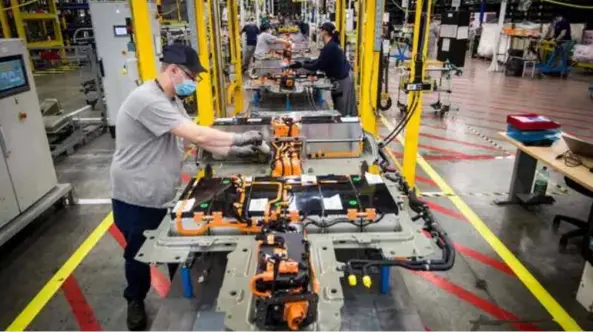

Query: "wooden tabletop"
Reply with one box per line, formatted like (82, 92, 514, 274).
(500, 132, 593, 192)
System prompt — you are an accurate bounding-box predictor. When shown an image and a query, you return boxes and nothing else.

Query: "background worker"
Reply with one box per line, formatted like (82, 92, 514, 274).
(289, 22, 356, 116)
(110, 44, 263, 331)
(547, 13, 571, 42)
(254, 23, 293, 59)
(242, 17, 260, 71)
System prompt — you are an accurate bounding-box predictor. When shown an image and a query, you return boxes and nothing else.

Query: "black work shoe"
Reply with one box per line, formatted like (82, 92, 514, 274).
(127, 299, 147, 331)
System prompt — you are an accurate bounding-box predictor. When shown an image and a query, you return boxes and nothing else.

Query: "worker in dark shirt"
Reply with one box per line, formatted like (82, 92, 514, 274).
(242, 18, 260, 71)
(289, 22, 356, 116)
(550, 14, 571, 42)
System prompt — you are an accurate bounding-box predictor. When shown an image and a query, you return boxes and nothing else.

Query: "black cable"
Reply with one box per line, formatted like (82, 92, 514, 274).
(382, 92, 420, 146)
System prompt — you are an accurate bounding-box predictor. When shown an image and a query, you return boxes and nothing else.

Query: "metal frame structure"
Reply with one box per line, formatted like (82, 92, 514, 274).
(130, 0, 158, 82)
(10, 0, 65, 49)
(226, 0, 244, 115)
(194, 0, 215, 125)
(335, 0, 347, 50)
(136, 143, 438, 331)
(0, 1, 9, 38)
(401, 0, 433, 187)
(357, 0, 384, 136)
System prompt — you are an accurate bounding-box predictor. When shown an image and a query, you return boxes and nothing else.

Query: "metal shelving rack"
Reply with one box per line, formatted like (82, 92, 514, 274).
(11, 0, 65, 48)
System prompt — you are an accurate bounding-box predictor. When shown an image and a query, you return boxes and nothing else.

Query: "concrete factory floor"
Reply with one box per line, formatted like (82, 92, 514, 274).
(1, 59, 593, 331)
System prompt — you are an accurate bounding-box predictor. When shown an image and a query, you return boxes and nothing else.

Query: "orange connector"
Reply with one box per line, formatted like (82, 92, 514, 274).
(347, 208, 377, 221)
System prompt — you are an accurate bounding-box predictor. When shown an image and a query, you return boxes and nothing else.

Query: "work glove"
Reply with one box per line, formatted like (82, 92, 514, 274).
(232, 130, 263, 146)
(289, 61, 303, 69)
(228, 145, 260, 158)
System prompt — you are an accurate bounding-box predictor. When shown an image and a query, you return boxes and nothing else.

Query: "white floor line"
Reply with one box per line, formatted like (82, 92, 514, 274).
(77, 198, 112, 205)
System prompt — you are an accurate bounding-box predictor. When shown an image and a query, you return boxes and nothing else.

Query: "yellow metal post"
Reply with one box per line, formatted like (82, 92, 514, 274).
(335, 0, 346, 50)
(129, 0, 157, 81)
(48, 0, 64, 54)
(175, 0, 182, 21)
(354, 0, 364, 92)
(227, 0, 243, 115)
(195, 0, 215, 125)
(0, 1, 10, 38)
(358, 0, 383, 136)
(11, 0, 26, 42)
(402, 0, 432, 188)
(207, 0, 222, 117)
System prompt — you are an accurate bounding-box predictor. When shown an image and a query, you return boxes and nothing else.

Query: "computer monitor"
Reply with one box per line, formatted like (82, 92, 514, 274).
(563, 134, 593, 159)
(0, 54, 30, 99)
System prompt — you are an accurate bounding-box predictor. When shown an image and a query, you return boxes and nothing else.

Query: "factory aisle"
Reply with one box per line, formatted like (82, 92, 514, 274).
(1, 58, 593, 331)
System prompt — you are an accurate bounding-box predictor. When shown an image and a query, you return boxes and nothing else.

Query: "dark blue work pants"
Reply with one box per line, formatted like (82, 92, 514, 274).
(112, 199, 176, 301)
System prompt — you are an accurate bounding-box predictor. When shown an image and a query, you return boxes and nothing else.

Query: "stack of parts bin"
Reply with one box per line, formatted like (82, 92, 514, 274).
(506, 113, 562, 146)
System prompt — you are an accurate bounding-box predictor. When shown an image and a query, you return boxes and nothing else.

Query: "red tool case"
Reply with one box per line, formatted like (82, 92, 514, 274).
(506, 114, 561, 131)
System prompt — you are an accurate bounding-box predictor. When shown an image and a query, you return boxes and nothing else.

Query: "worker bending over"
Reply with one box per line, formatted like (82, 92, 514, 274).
(290, 22, 356, 116)
(254, 23, 292, 59)
(110, 44, 262, 331)
(547, 13, 571, 42)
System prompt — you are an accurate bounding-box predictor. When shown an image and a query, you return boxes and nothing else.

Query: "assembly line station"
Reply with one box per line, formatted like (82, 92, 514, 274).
(1, 0, 593, 331)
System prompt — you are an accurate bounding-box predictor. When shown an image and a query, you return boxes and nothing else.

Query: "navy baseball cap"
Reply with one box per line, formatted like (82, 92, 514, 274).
(160, 44, 205, 76)
(319, 22, 336, 33)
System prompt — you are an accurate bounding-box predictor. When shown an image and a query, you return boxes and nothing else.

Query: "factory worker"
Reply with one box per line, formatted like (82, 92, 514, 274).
(289, 22, 356, 116)
(254, 23, 293, 59)
(110, 44, 263, 331)
(242, 17, 260, 71)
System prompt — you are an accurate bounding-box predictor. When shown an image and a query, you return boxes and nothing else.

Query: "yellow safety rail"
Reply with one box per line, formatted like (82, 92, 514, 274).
(0, 1, 10, 38)
(227, 0, 244, 115)
(207, 0, 223, 117)
(358, 0, 384, 136)
(402, 0, 432, 188)
(129, 0, 157, 81)
(195, 0, 215, 125)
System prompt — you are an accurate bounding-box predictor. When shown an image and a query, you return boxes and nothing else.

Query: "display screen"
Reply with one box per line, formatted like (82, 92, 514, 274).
(0, 55, 30, 99)
(113, 25, 129, 37)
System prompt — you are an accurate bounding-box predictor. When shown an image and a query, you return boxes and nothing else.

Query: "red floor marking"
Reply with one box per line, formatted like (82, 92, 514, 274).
(454, 100, 593, 127)
(422, 154, 503, 161)
(451, 93, 593, 117)
(418, 143, 467, 156)
(420, 231, 515, 277)
(61, 275, 102, 331)
(424, 201, 468, 222)
(414, 272, 541, 331)
(419, 133, 501, 152)
(453, 242, 515, 277)
(416, 175, 437, 187)
(108, 224, 171, 298)
(389, 149, 501, 162)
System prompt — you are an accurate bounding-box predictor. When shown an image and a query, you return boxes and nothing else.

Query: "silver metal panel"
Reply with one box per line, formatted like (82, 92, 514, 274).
(0, 183, 73, 247)
(0, 39, 58, 212)
(208, 118, 363, 157)
(0, 144, 19, 228)
(89, 1, 160, 126)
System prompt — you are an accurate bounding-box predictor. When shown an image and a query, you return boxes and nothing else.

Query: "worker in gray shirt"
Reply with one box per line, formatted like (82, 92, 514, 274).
(254, 23, 292, 59)
(110, 44, 263, 331)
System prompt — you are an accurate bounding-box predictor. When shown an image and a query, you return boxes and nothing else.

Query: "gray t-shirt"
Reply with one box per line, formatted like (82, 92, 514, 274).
(254, 32, 280, 58)
(110, 80, 190, 208)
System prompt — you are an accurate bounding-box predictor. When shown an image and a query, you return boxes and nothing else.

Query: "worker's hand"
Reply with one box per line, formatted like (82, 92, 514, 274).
(228, 145, 260, 158)
(289, 61, 303, 69)
(232, 130, 263, 146)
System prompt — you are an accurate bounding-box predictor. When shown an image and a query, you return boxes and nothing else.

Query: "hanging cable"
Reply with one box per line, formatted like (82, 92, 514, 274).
(540, 0, 593, 9)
